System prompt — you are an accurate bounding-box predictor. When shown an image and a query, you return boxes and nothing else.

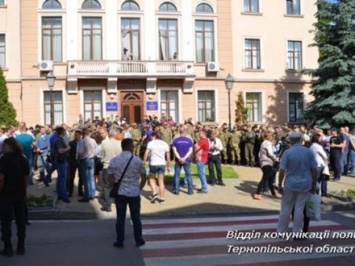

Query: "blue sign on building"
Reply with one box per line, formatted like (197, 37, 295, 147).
(106, 102, 118, 112)
(146, 101, 158, 111)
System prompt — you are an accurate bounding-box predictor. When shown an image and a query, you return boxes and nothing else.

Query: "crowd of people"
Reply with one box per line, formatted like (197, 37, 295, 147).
(1, 113, 355, 253)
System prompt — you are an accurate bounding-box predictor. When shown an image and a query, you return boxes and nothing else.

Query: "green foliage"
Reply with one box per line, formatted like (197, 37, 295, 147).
(26, 194, 53, 209)
(303, 0, 355, 128)
(164, 163, 238, 180)
(0, 68, 18, 127)
(234, 92, 249, 126)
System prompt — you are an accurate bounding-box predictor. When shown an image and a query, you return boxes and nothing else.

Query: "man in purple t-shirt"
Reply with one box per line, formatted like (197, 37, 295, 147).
(172, 125, 193, 195)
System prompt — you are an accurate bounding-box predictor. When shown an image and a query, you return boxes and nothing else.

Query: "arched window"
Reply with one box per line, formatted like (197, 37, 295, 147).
(42, 0, 62, 9)
(196, 3, 213, 13)
(121, 0, 140, 11)
(159, 2, 177, 12)
(82, 0, 101, 9)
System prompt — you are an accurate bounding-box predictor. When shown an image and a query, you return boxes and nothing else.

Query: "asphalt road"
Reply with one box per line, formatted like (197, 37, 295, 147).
(0, 211, 354, 266)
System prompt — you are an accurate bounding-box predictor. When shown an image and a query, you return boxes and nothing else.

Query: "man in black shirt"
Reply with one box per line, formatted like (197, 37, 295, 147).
(329, 128, 344, 181)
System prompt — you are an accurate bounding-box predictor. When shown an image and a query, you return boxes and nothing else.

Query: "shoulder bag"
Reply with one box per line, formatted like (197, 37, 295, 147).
(109, 155, 134, 198)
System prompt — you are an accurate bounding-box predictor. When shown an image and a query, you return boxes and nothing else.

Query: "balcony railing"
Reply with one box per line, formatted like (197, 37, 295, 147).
(67, 60, 194, 77)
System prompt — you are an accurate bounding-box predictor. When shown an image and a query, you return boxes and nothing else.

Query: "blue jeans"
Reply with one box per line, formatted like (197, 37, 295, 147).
(197, 161, 208, 191)
(350, 150, 355, 174)
(114, 195, 143, 245)
(45, 153, 56, 183)
(174, 162, 193, 194)
(316, 166, 327, 196)
(79, 158, 95, 199)
(56, 160, 68, 200)
(37, 151, 50, 180)
(330, 154, 342, 180)
(26, 154, 34, 185)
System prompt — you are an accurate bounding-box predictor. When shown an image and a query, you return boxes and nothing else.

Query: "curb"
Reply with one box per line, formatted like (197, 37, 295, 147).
(28, 201, 355, 220)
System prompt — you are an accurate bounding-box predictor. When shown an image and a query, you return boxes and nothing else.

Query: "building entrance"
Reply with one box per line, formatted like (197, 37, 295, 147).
(120, 91, 143, 124)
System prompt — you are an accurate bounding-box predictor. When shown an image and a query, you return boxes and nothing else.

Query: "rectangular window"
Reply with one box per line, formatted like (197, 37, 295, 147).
(159, 19, 178, 60)
(246, 92, 262, 122)
(0, 34, 5, 68)
(244, 0, 259, 13)
(42, 17, 62, 62)
(121, 18, 140, 60)
(161, 91, 179, 123)
(286, 0, 300, 15)
(82, 17, 102, 60)
(44, 91, 63, 126)
(195, 20, 214, 63)
(289, 92, 304, 122)
(83, 91, 102, 121)
(245, 39, 261, 69)
(0, 0, 4, 6)
(287, 41, 302, 70)
(198, 91, 215, 122)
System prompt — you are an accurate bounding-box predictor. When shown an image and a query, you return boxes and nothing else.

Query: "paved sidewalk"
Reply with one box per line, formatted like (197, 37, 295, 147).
(27, 165, 355, 220)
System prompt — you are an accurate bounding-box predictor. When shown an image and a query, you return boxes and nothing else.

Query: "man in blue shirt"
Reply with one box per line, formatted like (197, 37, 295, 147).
(35, 126, 51, 182)
(277, 131, 318, 234)
(172, 125, 193, 195)
(16, 126, 35, 185)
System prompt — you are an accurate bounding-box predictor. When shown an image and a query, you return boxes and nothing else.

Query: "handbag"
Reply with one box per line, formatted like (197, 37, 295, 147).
(306, 193, 322, 221)
(109, 155, 134, 198)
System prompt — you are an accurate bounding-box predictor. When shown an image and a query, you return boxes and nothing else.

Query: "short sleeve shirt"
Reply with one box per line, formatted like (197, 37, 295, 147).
(172, 136, 193, 163)
(279, 143, 317, 192)
(147, 139, 170, 166)
(107, 151, 146, 197)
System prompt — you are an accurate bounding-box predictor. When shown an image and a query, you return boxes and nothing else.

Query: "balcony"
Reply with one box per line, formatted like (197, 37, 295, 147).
(67, 60, 195, 78)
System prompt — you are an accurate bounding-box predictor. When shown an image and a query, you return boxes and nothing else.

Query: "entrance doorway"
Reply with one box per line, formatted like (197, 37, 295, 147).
(121, 91, 143, 124)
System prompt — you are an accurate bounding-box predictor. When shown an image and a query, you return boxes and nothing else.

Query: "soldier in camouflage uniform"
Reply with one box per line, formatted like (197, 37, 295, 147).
(230, 126, 242, 165)
(160, 122, 173, 145)
(243, 126, 256, 166)
(218, 124, 230, 164)
(131, 123, 142, 156)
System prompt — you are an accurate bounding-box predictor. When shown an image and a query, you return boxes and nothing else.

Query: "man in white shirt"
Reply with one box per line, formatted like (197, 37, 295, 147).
(208, 131, 225, 186)
(143, 131, 170, 204)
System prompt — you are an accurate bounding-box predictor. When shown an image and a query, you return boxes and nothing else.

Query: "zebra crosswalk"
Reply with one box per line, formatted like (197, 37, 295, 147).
(140, 214, 355, 266)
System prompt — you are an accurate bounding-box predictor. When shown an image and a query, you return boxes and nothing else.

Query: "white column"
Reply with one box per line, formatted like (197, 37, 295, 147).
(66, 0, 79, 60)
(143, 0, 157, 60)
(105, 0, 118, 60)
(181, 0, 194, 61)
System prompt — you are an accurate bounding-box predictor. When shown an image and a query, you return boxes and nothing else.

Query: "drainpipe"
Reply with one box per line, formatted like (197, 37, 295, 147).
(19, 0, 23, 121)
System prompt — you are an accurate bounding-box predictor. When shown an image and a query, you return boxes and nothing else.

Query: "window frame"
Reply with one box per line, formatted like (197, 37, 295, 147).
(82, 17, 103, 60)
(121, 17, 141, 61)
(43, 90, 64, 126)
(288, 92, 304, 123)
(287, 40, 302, 71)
(195, 3, 214, 13)
(244, 38, 261, 69)
(197, 90, 216, 122)
(0, 0, 6, 5)
(121, 0, 140, 11)
(82, 0, 101, 9)
(195, 20, 215, 63)
(160, 89, 180, 123)
(159, 2, 178, 12)
(158, 18, 178, 61)
(42, 0, 62, 9)
(245, 92, 263, 123)
(243, 0, 260, 13)
(42, 17, 63, 62)
(0, 34, 5, 68)
(286, 0, 301, 15)
(82, 90, 103, 121)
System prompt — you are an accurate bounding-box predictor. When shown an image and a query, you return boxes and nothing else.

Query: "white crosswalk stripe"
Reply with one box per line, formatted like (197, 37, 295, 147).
(141, 214, 355, 266)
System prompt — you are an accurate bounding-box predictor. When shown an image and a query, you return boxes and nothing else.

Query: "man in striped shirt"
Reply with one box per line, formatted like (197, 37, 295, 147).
(77, 128, 97, 202)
